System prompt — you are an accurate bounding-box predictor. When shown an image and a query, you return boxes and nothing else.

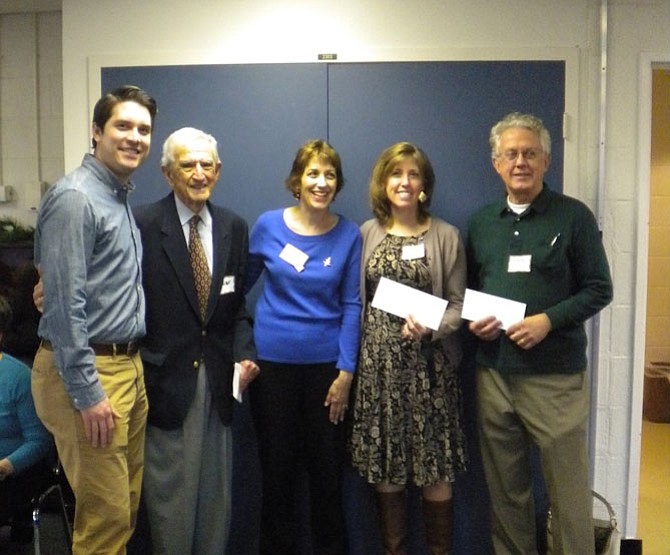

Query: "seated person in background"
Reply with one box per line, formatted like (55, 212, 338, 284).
(0, 295, 52, 542)
(3, 263, 41, 366)
(0, 262, 13, 298)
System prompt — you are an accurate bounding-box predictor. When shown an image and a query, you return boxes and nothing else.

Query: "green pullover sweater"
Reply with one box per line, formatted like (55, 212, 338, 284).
(466, 185, 613, 375)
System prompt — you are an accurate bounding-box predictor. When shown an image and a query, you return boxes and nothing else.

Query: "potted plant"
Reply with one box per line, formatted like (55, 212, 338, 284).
(0, 218, 36, 269)
(0, 218, 35, 244)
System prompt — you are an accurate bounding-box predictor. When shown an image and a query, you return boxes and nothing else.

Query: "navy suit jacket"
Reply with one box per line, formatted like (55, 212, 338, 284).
(134, 193, 256, 429)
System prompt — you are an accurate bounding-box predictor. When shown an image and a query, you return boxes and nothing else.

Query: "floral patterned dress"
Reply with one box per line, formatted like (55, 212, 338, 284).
(349, 233, 467, 486)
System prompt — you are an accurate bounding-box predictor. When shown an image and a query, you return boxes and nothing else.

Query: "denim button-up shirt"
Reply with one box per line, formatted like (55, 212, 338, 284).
(35, 154, 146, 410)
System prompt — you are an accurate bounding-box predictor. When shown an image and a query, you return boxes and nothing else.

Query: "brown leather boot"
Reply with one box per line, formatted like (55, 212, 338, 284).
(375, 490, 408, 555)
(422, 498, 453, 555)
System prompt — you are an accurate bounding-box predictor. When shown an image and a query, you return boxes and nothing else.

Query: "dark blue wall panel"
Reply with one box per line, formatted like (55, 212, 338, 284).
(104, 60, 565, 555)
(328, 61, 564, 233)
(102, 63, 329, 225)
(102, 61, 564, 234)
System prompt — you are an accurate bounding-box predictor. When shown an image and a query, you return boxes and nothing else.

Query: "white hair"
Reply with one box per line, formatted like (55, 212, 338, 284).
(160, 127, 219, 168)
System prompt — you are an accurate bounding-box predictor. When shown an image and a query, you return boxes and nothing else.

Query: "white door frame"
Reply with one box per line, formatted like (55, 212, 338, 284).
(628, 52, 670, 535)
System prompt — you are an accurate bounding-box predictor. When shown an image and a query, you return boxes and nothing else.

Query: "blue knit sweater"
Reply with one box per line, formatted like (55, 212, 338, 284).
(246, 209, 362, 371)
(0, 352, 51, 474)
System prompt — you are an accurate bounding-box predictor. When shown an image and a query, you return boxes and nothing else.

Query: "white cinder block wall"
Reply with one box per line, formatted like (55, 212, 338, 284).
(592, 1, 670, 534)
(2, 0, 670, 539)
(0, 11, 63, 226)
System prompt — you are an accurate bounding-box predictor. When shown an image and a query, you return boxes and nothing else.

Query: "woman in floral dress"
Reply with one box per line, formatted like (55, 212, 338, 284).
(349, 142, 467, 555)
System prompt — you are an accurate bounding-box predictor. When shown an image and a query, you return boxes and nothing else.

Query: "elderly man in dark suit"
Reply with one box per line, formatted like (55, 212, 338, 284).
(134, 127, 259, 555)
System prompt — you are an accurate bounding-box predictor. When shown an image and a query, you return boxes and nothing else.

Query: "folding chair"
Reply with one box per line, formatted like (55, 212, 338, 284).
(31, 457, 73, 555)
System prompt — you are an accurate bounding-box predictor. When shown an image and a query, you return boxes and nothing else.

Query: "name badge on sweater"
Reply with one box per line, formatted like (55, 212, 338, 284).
(508, 255, 531, 273)
(279, 243, 309, 272)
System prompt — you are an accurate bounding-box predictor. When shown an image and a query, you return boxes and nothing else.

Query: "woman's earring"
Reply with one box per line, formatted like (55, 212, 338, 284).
(418, 191, 427, 203)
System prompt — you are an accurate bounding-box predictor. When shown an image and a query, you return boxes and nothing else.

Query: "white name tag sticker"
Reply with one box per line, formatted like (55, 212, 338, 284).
(220, 275, 235, 294)
(508, 254, 532, 273)
(402, 243, 425, 260)
(279, 243, 309, 272)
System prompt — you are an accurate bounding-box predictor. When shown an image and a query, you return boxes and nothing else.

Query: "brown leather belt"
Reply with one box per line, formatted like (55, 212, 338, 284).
(41, 339, 139, 357)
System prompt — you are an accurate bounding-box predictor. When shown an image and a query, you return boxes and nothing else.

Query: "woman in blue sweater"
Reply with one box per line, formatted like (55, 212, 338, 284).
(246, 139, 361, 555)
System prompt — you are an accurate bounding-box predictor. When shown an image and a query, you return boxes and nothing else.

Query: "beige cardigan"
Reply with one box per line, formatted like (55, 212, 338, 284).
(359, 217, 467, 361)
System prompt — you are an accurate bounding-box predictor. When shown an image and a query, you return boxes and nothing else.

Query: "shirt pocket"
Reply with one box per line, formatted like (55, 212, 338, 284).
(531, 233, 569, 280)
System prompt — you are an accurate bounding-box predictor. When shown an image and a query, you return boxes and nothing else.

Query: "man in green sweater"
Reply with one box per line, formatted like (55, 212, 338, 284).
(467, 112, 613, 555)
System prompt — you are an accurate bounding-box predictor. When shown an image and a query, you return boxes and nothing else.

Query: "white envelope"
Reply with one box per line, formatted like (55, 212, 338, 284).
(232, 362, 243, 403)
(461, 288, 526, 330)
(371, 277, 448, 331)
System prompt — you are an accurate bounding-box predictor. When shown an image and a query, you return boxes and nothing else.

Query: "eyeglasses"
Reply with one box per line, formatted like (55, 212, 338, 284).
(177, 160, 217, 174)
(497, 148, 543, 162)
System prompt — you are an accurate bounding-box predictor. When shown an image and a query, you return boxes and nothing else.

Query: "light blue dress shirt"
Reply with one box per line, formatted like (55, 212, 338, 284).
(35, 154, 146, 410)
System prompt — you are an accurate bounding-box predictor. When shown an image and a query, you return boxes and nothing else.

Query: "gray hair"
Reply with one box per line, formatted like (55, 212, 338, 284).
(160, 127, 220, 168)
(489, 112, 551, 159)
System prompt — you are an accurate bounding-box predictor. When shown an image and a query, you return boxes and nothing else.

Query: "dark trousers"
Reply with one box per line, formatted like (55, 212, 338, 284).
(250, 360, 348, 555)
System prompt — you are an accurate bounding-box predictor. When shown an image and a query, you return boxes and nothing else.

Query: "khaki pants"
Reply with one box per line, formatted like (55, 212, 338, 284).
(31, 345, 148, 555)
(476, 367, 594, 555)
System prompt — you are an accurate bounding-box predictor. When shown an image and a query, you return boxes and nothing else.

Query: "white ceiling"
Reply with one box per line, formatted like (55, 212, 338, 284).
(0, 0, 62, 14)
